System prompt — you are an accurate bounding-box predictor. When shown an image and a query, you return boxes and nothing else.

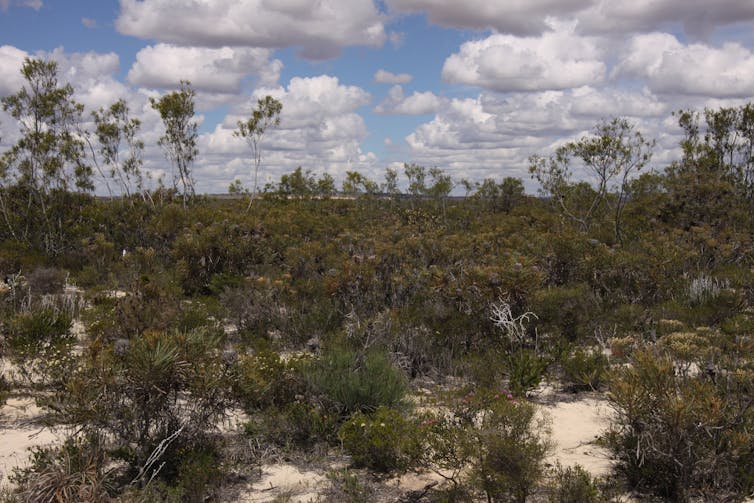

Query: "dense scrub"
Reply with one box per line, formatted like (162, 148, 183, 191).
(2, 57, 754, 501)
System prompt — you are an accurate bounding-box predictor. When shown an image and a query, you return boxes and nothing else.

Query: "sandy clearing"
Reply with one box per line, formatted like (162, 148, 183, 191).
(240, 464, 327, 503)
(542, 395, 613, 476)
(0, 396, 63, 486)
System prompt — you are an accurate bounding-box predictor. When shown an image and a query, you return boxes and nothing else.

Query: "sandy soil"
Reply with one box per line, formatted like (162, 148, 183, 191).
(0, 396, 63, 486)
(233, 391, 614, 502)
(542, 394, 613, 476)
(239, 464, 327, 502)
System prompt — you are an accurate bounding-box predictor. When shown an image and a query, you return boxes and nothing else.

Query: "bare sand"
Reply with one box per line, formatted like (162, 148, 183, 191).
(240, 464, 326, 503)
(0, 396, 62, 486)
(542, 395, 613, 476)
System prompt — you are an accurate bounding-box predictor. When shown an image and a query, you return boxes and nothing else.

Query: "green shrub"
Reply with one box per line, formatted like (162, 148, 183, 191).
(10, 434, 114, 503)
(530, 284, 596, 342)
(3, 307, 75, 387)
(339, 406, 421, 472)
(547, 463, 601, 503)
(234, 350, 309, 411)
(306, 345, 407, 416)
(248, 401, 339, 449)
(560, 348, 609, 391)
(507, 349, 549, 397)
(421, 388, 552, 502)
(606, 348, 754, 502)
(47, 328, 235, 485)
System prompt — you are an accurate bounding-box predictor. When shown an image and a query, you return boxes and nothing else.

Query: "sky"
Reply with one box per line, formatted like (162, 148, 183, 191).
(1, 0, 754, 194)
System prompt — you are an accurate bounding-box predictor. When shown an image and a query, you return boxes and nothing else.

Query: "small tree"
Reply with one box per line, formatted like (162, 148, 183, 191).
(150, 81, 198, 207)
(90, 99, 146, 203)
(342, 170, 378, 196)
(235, 95, 282, 208)
(0, 57, 91, 253)
(530, 118, 653, 242)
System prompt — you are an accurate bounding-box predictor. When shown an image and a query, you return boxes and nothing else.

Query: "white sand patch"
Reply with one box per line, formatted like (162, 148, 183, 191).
(0, 397, 63, 486)
(240, 464, 326, 502)
(543, 396, 613, 476)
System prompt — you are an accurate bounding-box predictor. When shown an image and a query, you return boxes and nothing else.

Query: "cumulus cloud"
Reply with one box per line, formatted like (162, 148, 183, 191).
(387, 0, 754, 39)
(442, 21, 606, 92)
(128, 44, 282, 94)
(578, 0, 754, 38)
(116, 0, 386, 60)
(0, 45, 128, 111)
(400, 87, 681, 187)
(0, 45, 28, 96)
(42, 48, 130, 111)
(386, 0, 592, 36)
(374, 69, 412, 84)
(196, 75, 376, 192)
(374, 85, 443, 114)
(615, 33, 754, 98)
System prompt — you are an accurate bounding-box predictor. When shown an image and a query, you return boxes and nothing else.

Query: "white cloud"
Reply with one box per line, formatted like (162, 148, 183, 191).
(196, 75, 376, 192)
(128, 44, 282, 94)
(442, 21, 607, 92)
(615, 33, 754, 97)
(0, 45, 28, 97)
(578, 0, 754, 38)
(387, 0, 754, 39)
(374, 69, 412, 84)
(400, 87, 682, 189)
(43, 48, 130, 111)
(81, 17, 96, 28)
(374, 85, 443, 114)
(116, 0, 386, 60)
(386, 0, 592, 36)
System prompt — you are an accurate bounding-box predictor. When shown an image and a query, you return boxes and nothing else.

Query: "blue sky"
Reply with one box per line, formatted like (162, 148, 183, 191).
(2, 0, 754, 194)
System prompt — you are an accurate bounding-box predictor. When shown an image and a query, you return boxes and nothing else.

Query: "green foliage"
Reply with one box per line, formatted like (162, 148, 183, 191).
(530, 117, 654, 241)
(234, 349, 308, 411)
(150, 81, 198, 205)
(560, 347, 609, 391)
(506, 349, 550, 397)
(247, 401, 339, 449)
(235, 95, 283, 203)
(547, 463, 602, 503)
(3, 307, 75, 387)
(47, 328, 234, 483)
(530, 283, 596, 342)
(9, 434, 114, 503)
(306, 345, 408, 416)
(421, 387, 552, 502)
(90, 98, 145, 200)
(338, 406, 421, 472)
(606, 348, 754, 501)
(0, 57, 92, 254)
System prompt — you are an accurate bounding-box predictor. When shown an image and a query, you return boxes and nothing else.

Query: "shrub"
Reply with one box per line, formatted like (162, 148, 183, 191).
(25, 267, 67, 295)
(47, 328, 235, 486)
(248, 401, 339, 449)
(10, 434, 115, 503)
(506, 349, 549, 397)
(338, 406, 421, 473)
(421, 388, 552, 502)
(306, 345, 407, 416)
(233, 349, 308, 411)
(606, 348, 754, 502)
(547, 463, 601, 503)
(560, 347, 609, 391)
(3, 307, 75, 387)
